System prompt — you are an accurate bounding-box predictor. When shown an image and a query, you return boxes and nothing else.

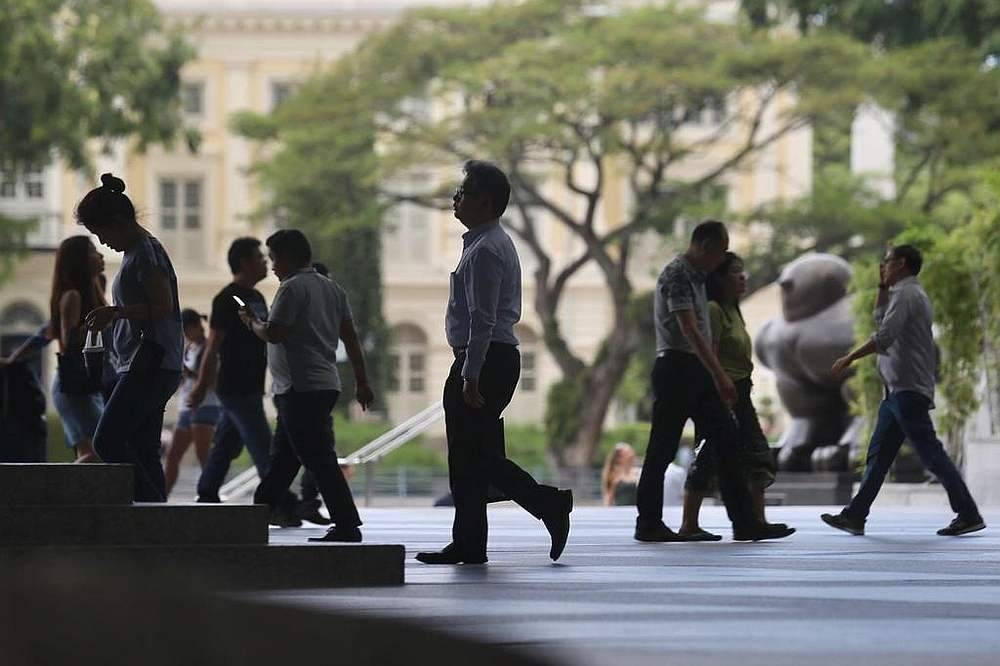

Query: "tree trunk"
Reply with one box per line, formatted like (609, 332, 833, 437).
(550, 320, 640, 489)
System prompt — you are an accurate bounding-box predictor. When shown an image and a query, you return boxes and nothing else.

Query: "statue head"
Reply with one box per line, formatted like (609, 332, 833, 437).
(777, 253, 852, 322)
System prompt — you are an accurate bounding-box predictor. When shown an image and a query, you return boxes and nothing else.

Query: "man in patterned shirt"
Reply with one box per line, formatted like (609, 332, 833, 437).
(635, 221, 793, 543)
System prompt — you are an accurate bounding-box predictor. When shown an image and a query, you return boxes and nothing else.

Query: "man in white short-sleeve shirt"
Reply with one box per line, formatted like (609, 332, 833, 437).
(240, 229, 375, 543)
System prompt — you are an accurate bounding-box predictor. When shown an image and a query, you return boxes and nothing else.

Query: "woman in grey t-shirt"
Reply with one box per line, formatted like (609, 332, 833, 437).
(80, 173, 183, 502)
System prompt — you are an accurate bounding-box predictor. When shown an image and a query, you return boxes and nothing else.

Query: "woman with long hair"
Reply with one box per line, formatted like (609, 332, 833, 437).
(80, 173, 183, 502)
(164, 309, 219, 496)
(601, 442, 639, 506)
(49, 235, 108, 462)
(678, 252, 787, 540)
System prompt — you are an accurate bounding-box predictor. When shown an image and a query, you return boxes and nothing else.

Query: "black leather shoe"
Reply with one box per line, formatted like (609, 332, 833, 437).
(821, 512, 865, 536)
(268, 506, 302, 528)
(733, 522, 796, 542)
(295, 499, 332, 526)
(634, 520, 684, 542)
(542, 489, 573, 561)
(937, 514, 986, 536)
(677, 527, 723, 542)
(415, 544, 487, 565)
(308, 526, 362, 543)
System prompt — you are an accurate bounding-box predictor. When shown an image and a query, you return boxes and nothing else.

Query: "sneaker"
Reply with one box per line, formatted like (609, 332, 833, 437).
(268, 506, 302, 528)
(634, 520, 684, 543)
(733, 522, 796, 542)
(821, 512, 864, 536)
(937, 515, 986, 536)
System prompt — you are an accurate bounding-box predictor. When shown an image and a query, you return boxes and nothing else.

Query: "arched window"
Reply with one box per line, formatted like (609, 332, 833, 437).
(0, 301, 45, 357)
(0, 301, 45, 333)
(387, 323, 428, 395)
(515, 324, 539, 393)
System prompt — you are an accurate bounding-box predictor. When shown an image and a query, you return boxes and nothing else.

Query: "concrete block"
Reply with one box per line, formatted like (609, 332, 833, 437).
(0, 542, 405, 589)
(0, 463, 133, 506)
(0, 503, 268, 546)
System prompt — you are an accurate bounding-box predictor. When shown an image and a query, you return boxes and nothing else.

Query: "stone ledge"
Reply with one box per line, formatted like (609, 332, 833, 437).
(0, 503, 268, 546)
(0, 543, 405, 589)
(0, 463, 133, 506)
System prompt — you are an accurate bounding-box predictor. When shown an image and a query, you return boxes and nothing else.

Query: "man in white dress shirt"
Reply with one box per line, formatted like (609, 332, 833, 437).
(416, 161, 573, 565)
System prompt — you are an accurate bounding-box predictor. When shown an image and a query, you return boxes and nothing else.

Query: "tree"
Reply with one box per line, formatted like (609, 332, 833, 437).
(238, 0, 870, 471)
(233, 69, 390, 415)
(0, 0, 195, 274)
(740, 0, 1000, 54)
(737, 34, 1000, 293)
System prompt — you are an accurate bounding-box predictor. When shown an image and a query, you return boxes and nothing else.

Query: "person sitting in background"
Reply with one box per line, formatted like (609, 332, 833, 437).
(601, 443, 638, 506)
(164, 309, 220, 496)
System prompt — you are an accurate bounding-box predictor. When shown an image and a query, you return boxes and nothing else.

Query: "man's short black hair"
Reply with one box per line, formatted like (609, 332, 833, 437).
(463, 160, 511, 218)
(892, 244, 923, 276)
(227, 237, 261, 275)
(691, 219, 728, 247)
(266, 229, 312, 267)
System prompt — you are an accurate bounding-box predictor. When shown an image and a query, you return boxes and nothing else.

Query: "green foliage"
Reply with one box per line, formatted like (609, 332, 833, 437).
(544, 377, 587, 458)
(741, 1, 1000, 55)
(503, 422, 654, 471)
(845, 255, 886, 459)
(0, 0, 196, 171)
(1, 0, 195, 280)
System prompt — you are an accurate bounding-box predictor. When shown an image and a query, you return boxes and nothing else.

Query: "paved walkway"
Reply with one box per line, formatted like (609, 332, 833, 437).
(256, 505, 1000, 666)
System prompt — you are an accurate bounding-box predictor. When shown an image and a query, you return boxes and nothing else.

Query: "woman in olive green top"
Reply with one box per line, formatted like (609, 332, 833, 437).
(678, 252, 783, 541)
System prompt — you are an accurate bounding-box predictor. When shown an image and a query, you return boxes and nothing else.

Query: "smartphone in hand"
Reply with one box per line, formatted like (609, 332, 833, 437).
(232, 295, 246, 308)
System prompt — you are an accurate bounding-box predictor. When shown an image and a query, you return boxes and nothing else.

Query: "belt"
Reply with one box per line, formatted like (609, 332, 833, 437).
(452, 342, 517, 358)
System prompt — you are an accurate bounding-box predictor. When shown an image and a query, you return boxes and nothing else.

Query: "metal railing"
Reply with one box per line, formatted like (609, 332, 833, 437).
(218, 401, 445, 506)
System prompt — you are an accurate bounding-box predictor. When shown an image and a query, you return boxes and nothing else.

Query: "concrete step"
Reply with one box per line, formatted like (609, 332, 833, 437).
(769, 471, 854, 505)
(0, 463, 133, 506)
(0, 503, 268, 546)
(0, 543, 405, 588)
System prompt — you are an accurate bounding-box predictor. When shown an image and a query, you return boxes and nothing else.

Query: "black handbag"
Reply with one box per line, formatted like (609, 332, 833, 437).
(56, 330, 102, 395)
(56, 352, 101, 395)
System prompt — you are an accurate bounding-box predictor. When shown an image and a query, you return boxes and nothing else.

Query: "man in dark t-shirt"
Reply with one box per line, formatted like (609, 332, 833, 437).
(192, 238, 297, 520)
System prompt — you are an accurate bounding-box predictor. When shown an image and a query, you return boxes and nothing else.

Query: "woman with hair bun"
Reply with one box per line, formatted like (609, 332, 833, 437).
(81, 173, 183, 502)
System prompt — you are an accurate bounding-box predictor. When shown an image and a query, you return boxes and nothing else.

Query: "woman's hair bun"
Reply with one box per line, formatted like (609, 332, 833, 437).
(100, 173, 126, 194)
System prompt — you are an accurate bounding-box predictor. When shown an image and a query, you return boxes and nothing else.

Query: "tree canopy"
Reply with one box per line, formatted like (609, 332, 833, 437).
(1, 0, 195, 171)
(237, 0, 874, 466)
(0, 0, 194, 277)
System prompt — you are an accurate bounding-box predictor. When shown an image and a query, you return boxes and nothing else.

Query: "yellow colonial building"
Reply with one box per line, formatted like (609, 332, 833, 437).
(0, 0, 801, 427)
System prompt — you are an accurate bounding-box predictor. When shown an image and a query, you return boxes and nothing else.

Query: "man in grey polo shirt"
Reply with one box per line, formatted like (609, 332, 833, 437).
(824, 244, 984, 536)
(240, 229, 375, 543)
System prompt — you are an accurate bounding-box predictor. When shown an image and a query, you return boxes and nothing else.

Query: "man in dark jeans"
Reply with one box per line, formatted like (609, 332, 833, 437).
(825, 245, 985, 536)
(416, 160, 572, 565)
(192, 238, 298, 524)
(636, 221, 793, 543)
(241, 229, 374, 543)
